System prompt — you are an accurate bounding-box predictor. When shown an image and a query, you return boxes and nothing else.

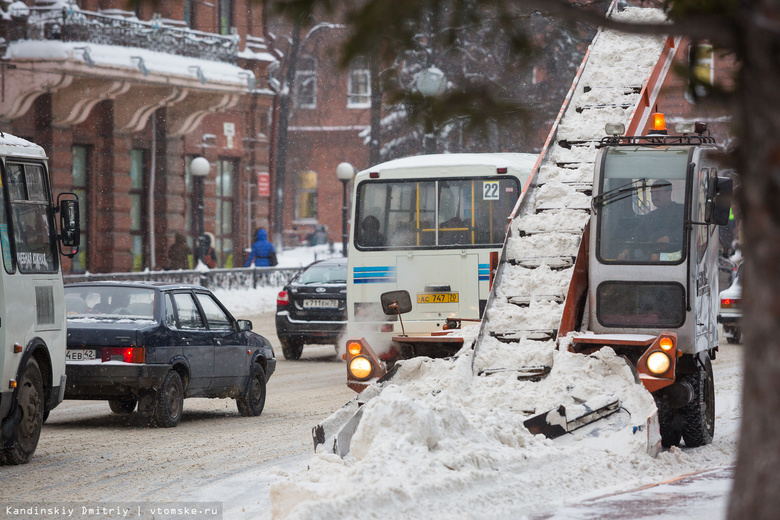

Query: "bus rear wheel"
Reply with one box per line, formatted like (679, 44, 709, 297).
(2, 358, 44, 465)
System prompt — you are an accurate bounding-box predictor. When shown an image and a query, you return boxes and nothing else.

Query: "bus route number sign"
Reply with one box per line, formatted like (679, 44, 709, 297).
(483, 181, 500, 200)
(417, 292, 459, 304)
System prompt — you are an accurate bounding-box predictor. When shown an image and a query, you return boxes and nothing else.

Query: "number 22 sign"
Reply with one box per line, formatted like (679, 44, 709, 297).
(483, 181, 500, 200)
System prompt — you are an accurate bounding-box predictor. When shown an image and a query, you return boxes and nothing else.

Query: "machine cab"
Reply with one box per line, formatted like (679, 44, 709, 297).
(588, 120, 732, 355)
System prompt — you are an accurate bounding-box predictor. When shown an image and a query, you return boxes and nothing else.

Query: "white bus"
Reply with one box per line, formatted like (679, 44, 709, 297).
(0, 133, 79, 464)
(346, 153, 535, 360)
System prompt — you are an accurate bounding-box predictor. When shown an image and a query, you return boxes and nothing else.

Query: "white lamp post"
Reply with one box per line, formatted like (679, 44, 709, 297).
(336, 162, 356, 256)
(190, 156, 210, 263)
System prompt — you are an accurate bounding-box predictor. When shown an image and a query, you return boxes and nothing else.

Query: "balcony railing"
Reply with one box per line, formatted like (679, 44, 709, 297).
(6, 6, 238, 64)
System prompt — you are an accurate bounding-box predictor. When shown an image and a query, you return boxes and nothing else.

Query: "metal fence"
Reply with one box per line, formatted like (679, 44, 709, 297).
(63, 266, 302, 290)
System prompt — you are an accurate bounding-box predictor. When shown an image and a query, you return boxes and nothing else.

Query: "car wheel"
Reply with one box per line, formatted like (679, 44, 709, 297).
(108, 398, 138, 414)
(236, 364, 267, 417)
(2, 358, 44, 465)
(280, 337, 304, 360)
(154, 371, 184, 428)
(681, 355, 715, 447)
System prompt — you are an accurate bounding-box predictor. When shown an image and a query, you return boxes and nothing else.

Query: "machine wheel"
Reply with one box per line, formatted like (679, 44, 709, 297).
(154, 371, 184, 428)
(108, 398, 138, 414)
(2, 359, 44, 465)
(681, 355, 715, 447)
(280, 337, 304, 360)
(726, 328, 741, 344)
(236, 364, 267, 417)
(655, 396, 682, 448)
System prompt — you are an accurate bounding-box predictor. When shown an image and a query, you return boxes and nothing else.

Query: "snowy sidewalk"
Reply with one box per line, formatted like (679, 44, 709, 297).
(534, 466, 733, 520)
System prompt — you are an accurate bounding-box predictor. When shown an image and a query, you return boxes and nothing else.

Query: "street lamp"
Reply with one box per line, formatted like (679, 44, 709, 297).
(415, 66, 447, 154)
(336, 162, 356, 256)
(190, 156, 210, 263)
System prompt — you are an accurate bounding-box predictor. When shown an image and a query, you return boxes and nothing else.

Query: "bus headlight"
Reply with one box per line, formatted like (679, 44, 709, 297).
(348, 356, 374, 381)
(646, 351, 671, 375)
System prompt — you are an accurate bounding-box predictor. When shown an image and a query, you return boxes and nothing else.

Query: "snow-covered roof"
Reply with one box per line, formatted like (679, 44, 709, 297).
(360, 152, 539, 178)
(6, 40, 257, 88)
(0, 132, 47, 160)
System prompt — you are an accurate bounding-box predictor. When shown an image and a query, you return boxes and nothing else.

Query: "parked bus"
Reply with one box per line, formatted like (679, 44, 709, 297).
(0, 133, 79, 464)
(345, 153, 535, 366)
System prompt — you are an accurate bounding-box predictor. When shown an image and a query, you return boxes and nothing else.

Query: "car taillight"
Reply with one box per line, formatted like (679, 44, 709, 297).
(721, 298, 740, 308)
(277, 290, 290, 306)
(102, 347, 145, 363)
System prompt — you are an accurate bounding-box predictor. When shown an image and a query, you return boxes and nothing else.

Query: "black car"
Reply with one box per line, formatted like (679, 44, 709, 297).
(63, 282, 276, 427)
(275, 257, 347, 360)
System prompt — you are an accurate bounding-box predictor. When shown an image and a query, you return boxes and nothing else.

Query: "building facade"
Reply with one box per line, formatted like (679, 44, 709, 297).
(1, 0, 276, 272)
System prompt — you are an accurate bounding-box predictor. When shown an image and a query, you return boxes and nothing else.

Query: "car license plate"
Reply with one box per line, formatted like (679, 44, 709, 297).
(417, 293, 459, 304)
(303, 299, 339, 309)
(66, 349, 97, 361)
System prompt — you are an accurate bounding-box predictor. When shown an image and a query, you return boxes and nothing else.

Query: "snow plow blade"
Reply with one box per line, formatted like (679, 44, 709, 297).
(313, 370, 396, 456)
(523, 394, 621, 439)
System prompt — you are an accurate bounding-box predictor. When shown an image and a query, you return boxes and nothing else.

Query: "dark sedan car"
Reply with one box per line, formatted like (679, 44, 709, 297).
(276, 257, 347, 360)
(63, 282, 276, 427)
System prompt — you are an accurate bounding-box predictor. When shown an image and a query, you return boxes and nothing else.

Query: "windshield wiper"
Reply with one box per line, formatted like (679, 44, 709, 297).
(592, 178, 649, 209)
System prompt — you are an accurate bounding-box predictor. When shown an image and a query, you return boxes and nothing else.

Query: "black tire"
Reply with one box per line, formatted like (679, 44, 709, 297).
(681, 355, 715, 447)
(280, 337, 304, 360)
(655, 396, 683, 448)
(154, 371, 184, 428)
(2, 358, 44, 465)
(236, 364, 267, 417)
(108, 398, 138, 414)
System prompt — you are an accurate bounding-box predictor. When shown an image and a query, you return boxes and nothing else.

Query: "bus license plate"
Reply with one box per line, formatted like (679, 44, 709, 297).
(66, 349, 96, 361)
(303, 299, 339, 309)
(417, 293, 459, 304)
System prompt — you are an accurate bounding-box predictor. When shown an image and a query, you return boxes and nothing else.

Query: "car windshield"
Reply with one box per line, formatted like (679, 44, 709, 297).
(65, 286, 157, 319)
(297, 263, 347, 284)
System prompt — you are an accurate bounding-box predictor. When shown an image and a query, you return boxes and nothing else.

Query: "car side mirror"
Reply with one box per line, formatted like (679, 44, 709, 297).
(237, 319, 253, 332)
(57, 194, 80, 257)
(706, 176, 733, 226)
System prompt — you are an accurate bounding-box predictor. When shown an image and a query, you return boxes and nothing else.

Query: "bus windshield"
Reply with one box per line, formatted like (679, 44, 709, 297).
(355, 177, 519, 249)
(597, 149, 689, 264)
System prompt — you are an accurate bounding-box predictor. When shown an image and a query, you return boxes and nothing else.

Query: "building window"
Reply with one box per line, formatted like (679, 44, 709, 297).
(295, 171, 318, 222)
(130, 149, 147, 272)
(218, 0, 232, 35)
(72, 145, 89, 273)
(347, 57, 371, 108)
(184, 0, 193, 27)
(295, 55, 317, 109)
(216, 159, 236, 267)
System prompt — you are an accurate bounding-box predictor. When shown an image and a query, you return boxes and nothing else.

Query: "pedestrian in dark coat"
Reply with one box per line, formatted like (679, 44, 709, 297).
(166, 232, 191, 270)
(244, 228, 277, 267)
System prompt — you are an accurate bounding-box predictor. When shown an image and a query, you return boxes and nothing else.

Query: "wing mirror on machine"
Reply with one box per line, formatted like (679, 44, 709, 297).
(705, 176, 734, 226)
(57, 193, 80, 258)
(381, 290, 412, 336)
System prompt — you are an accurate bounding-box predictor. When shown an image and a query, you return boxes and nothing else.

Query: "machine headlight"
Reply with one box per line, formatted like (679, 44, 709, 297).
(348, 356, 373, 381)
(646, 351, 671, 375)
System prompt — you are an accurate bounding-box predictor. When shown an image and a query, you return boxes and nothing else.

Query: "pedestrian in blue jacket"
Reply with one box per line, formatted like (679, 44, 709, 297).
(244, 228, 277, 267)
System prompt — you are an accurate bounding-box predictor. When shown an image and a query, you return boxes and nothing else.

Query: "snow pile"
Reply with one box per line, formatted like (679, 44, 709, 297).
(269, 333, 722, 520)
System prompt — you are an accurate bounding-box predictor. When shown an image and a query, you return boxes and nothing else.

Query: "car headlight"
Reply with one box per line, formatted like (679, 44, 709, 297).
(646, 351, 671, 375)
(348, 356, 373, 381)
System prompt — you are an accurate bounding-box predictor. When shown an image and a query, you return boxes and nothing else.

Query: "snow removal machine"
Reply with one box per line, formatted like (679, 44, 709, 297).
(315, 4, 733, 456)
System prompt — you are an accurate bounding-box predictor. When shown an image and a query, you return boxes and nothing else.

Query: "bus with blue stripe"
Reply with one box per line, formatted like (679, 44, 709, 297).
(346, 153, 535, 360)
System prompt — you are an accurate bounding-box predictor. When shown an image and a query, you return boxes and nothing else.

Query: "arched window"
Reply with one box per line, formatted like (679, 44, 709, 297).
(295, 171, 318, 222)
